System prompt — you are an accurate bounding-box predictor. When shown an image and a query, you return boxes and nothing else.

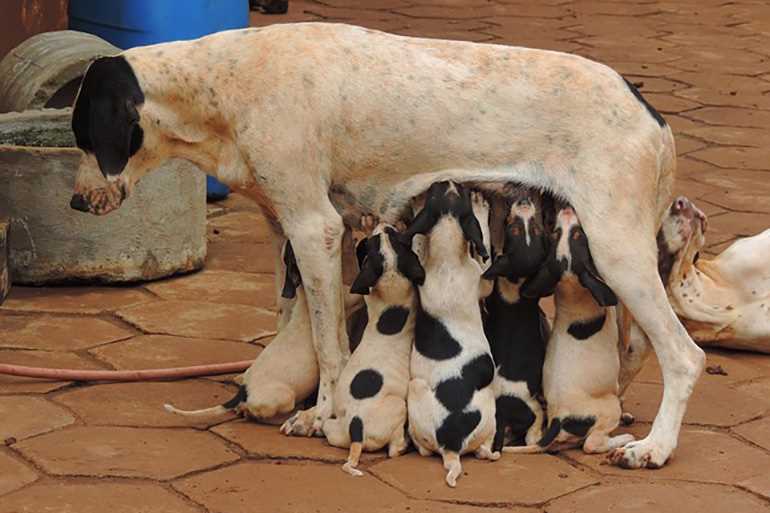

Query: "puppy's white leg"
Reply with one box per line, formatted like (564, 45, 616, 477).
(442, 451, 462, 488)
(388, 425, 409, 458)
(524, 401, 545, 447)
(475, 439, 501, 461)
(322, 417, 349, 449)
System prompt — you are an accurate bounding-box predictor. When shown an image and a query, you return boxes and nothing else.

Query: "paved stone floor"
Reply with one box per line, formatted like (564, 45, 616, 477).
(2, 1, 770, 511)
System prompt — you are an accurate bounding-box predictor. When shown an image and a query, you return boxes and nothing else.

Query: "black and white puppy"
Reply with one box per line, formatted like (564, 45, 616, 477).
(323, 220, 424, 476)
(482, 188, 550, 451)
(404, 181, 499, 488)
(506, 201, 633, 454)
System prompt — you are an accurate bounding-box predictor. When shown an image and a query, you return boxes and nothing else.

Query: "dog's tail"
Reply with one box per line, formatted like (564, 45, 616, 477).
(342, 416, 365, 477)
(502, 417, 561, 454)
(164, 385, 247, 417)
(442, 451, 462, 488)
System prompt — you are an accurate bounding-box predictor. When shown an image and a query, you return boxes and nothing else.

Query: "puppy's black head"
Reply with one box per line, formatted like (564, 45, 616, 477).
(521, 202, 617, 306)
(351, 226, 425, 295)
(281, 241, 302, 299)
(402, 181, 488, 261)
(483, 188, 548, 282)
(72, 56, 145, 178)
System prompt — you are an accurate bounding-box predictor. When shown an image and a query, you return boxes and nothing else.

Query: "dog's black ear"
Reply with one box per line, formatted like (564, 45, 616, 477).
(520, 263, 560, 299)
(350, 255, 384, 295)
(461, 214, 489, 261)
(355, 238, 368, 269)
(482, 254, 511, 280)
(397, 247, 426, 286)
(578, 271, 618, 307)
(281, 241, 302, 299)
(402, 206, 435, 240)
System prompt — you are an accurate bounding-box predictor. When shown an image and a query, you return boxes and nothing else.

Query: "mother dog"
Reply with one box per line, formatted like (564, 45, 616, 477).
(68, 22, 704, 468)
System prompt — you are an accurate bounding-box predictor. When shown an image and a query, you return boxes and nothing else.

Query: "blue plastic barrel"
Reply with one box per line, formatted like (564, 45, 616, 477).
(68, 0, 249, 50)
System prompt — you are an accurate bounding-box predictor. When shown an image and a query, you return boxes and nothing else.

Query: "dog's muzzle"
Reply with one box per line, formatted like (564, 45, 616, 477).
(70, 194, 90, 212)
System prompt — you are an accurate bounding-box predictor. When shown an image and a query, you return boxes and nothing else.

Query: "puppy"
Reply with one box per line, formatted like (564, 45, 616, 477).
(323, 220, 424, 476)
(482, 188, 550, 451)
(164, 241, 318, 421)
(404, 181, 499, 488)
(506, 201, 633, 454)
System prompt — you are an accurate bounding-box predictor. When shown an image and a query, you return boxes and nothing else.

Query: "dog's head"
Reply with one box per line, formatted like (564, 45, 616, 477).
(521, 201, 617, 307)
(483, 187, 548, 283)
(657, 196, 708, 286)
(351, 223, 425, 300)
(402, 181, 488, 263)
(69, 55, 164, 215)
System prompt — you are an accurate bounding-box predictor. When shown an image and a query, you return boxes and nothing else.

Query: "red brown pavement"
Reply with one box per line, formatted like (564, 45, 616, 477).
(2, 1, 770, 511)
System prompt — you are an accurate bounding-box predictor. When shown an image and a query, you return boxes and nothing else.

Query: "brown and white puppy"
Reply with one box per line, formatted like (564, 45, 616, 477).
(164, 241, 318, 421)
(405, 182, 499, 488)
(322, 221, 424, 476)
(482, 188, 550, 451)
(506, 202, 633, 454)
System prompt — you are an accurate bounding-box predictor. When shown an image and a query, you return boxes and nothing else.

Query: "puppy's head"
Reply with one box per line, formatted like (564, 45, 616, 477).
(483, 187, 548, 282)
(402, 181, 488, 263)
(351, 224, 425, 300)
(657, 196, 707, 286)
(70, 55, 166, 215)
(521, 201, 617, 307)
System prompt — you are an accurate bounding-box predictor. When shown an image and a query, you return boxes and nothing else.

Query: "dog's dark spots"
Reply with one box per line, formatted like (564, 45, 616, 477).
(222, 385, 247, 409)
(623, 77, 666, 127)
(567, 313, 607, 340)
(493, 395, 536, 451)
(377, 306, 409, 335)
(463, 354, 495, 391)
(349, 416, 364, 443)
(562, 416, 596, 437)
(436, 410, 482, 453)
(415, 309, 462, 360)
(436, 377, 474, 412)
(537, 417, 562, 448)
(347, 304, 368, 353)
(350, 369, 383, 399)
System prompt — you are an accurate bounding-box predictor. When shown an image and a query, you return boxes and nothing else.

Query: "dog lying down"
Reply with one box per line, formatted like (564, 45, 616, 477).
(506, 201, 633, 455)
(164, 241, 318, 420)
(322, 218, 424, 476)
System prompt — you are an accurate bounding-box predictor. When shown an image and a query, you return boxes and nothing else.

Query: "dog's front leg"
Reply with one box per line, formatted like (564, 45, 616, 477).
(279, 203, 349, 436)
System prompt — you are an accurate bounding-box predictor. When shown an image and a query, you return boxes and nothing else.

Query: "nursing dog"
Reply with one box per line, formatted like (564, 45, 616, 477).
(69, 23, 702, 467)
(322, 219, 423, 476)
(405, 182, 499, 488)
(506, 202, 633, 454)
(482, 188, 550, 451)
(164, 241, 318, 421)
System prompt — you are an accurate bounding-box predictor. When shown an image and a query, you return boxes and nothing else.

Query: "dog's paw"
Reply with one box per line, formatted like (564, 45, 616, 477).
(280, 407, 321, 437)
(608, 438, 670, 469)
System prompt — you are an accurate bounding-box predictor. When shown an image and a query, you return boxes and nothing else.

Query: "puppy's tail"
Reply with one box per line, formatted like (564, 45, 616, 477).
(164, 385, 247, 417)
(442, 451, 462, 488)
(502, 418, 561, 454)
(342, 416, 365, 477)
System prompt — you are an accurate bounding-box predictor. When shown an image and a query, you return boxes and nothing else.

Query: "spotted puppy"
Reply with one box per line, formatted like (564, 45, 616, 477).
(482, 188, 550, 451)
(165, 241, 318, 421)
(404, 181, 499, 488)
(322, 220, 424, 476)
(506, 201, 633, 454)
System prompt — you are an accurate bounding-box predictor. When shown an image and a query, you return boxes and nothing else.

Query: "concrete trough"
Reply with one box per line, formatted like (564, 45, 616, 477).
(0, 108, 207, 284)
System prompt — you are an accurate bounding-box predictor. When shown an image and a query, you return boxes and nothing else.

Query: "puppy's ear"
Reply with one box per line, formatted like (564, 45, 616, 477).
(578, 271, 618, 307)
(461, 214, 489, 261)
(350, 256, 384, 295)
(397, 248, 426, 286)
(281, 241, 302, 299)
(520, 264, 560, 299)
(402, 206, 435, 240)
(482, 254, 511, 280)
(355, 238, 368, 269)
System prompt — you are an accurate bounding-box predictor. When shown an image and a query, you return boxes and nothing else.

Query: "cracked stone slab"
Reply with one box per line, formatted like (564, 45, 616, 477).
(0, 350, 105, 394)
(145, 271, 276, 309)
(733, 417, 770, 452)
(0, 482, 201, 513)
(634, 349, 768, 385)
(207, 211, 273, 244)
(0, 314, 133, 351)
(0, 286, 152, 314)
(15, 426, 239, 479)
(0, 451, 37, 497)
(116, 300, 276, 342)
(0, 396, 75, 441)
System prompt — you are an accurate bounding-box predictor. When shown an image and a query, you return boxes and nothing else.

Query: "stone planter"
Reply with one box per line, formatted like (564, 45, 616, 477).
(0, 109, 207, 284)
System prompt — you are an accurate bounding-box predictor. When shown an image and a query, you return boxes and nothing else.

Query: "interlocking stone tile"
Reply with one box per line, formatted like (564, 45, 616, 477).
(673, 178, 723, 202)
(206, 241, 276, 274)
(571, 427, 770, 485)
(739, 473, 770, 502)
(16, 426, 239, 479)
(0, 350, 105, 394)
(685, 106, 770, 128)
(395, 5, 549, 19)
(90, 334, 261, 371)
(735, 377, 770, 405)
(0, 396, 75, 441)
(667, 114, 705, 133)
(548, 481, 768, 513)
(174, 461, 409, 513)
(145, 271, 276, 309)
(54, 381, 239, 428)
(208, 211, 273, 244)
(675, 88, 770, 110)
(675, 135, 708, 156)
(733, 417, 770, 451)
(0, 286, 152, 314)
(370, 452, 597, 506)
(212, 421, 383, 463)
(0, 314, 133, 351)
(689, 146, 770, 171)
(621, 381, 765, 427)
(668, 48, 770, 75)
(634, 348, 768, 385)
(705, 212, 770, 246)
(681, 126, 770, 148)
(116, 300, 275, 342)
(626, 76, 690, 94)
(0, 451, 37, 497)
(0, 482, 200, 513)
(641, 93, 701, 114)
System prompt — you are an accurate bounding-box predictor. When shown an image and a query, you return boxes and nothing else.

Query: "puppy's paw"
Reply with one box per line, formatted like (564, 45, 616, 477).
(608, 437, 670, 469)
(342, 462, 364, 477)
(280, 407, 321, 437)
